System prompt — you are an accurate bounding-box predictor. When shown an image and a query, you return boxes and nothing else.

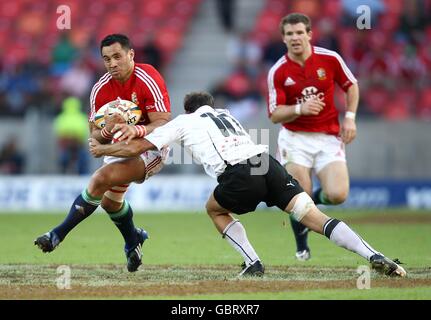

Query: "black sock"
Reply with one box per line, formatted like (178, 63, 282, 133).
(312, 188, 332, 205)
(289, 215, 309, 252)
(108, 201, 138, 251)
(52, 189, 101, 241)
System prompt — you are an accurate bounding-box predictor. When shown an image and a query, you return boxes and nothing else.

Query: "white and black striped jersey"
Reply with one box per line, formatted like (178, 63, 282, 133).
(145, 105, 268, 178)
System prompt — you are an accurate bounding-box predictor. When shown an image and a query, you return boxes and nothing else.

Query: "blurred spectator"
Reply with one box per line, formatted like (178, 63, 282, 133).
(135, 35, 163, 71)
(315, 18, 340, 52)
(398, 45, 427, 85)
(51, 33, 78, 76)
(0, 137, 25, 174)
(215, 0, 237, 33)
(53, 97, 89, 175)
(226, 31, 262, 77)
(357, 32, 399, 87)
(60, 59, 93, 99)
(396, 0, 430, 45)
(211, 67, 261, 122)
(261, 32, 287, 67)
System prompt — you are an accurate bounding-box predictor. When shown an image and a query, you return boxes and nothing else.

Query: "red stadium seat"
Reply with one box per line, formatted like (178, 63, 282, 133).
(154, 28, 183, 64)
(140, 0, 169, 20)
(255, 11, 283, 35)
(322, 0, 342, 18)
(0, 1, 23, 18)
(363, 87, 391, 114)
(383, 0, 403, 15)
(383, 98, 411, 121)
(17, 12, 46, 36)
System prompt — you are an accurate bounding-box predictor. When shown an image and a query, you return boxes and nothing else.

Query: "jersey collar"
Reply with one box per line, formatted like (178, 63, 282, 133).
(286, 45, 315, 66)
(194, 105, 214, 114)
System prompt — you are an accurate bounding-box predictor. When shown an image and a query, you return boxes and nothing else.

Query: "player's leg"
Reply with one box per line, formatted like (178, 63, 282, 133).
(94, 157, 150, 272)
(283, 193, 406, 277)
(35, 158, 146, 253)
(313, 135, 349, 205)
(277, 129, 315, 260)
(313, 161, 349, 205)
(206, 193, 264, 276)
(34, 186, 102, 252)
(286, 163, 313, 260)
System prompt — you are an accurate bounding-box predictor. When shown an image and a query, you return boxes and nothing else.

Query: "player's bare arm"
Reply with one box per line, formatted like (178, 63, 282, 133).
(89, 137, 156, 158)
(146, 111, 171, 134)
(270, 98, 325, 124)
(90, 111, 126, 144)
(340, 83, 359, 144)
(111, 111, 171, 144)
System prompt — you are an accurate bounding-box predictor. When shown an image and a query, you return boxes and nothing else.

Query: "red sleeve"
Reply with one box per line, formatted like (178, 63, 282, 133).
(267, 66, 287, 116)
(331, 54, 357, 92)
(135, 65, 171, 113)
(89, 73, 111, 121)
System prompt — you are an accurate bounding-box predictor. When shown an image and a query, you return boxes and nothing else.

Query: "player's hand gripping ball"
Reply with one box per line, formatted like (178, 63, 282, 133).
(94, 99, 142, 129)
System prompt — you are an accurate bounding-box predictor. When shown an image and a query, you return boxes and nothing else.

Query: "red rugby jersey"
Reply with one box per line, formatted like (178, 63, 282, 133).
(267, 46, 357, 135)
(89, 63, 171, 125)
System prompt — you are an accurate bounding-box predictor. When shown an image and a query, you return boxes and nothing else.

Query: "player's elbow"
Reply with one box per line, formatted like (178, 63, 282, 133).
(270, 113, 282, 124)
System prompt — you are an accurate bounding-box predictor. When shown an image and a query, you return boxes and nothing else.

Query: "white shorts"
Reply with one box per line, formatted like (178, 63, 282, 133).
(277, 128, 346, 173)
(103, 147, 169, 183)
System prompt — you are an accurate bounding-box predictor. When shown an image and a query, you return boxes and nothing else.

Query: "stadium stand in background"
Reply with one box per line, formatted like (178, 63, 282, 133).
(0, 0, 202, 117)
(1, 0, 431, 176)
(213, 0, 431, 121)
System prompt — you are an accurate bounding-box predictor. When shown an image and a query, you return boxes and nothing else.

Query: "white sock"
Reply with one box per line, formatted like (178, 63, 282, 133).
(324, 219, 380, 261)
(222, 220, 260, 266)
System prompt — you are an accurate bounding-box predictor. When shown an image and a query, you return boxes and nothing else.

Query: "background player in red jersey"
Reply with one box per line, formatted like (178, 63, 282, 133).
(35, 34, 171, 272)
(267, 13, 360, 261)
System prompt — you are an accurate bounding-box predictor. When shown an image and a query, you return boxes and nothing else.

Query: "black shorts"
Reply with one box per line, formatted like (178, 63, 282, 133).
(213, 153, 303, 214)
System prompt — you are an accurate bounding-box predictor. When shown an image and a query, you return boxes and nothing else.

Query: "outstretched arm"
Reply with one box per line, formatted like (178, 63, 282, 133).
(89, 138, 157, 158)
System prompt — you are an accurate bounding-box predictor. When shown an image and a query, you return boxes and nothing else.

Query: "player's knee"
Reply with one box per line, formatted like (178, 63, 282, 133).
(88, 170, 111, 195)
(290, 192, 315, 222)
(206, 202, 217, 218)
(326, 189, 348, 205)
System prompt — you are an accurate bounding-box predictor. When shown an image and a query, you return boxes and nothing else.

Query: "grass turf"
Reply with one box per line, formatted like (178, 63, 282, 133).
(1, 210, 430, 299)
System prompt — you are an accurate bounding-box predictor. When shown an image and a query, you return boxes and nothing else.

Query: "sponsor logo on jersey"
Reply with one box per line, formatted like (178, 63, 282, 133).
(317, 68, 326, 80)
(296, 86, 325, 104)
(131, 92, 139, 105)
(145, 104, 156, 111)
(284, 77, 296, 86)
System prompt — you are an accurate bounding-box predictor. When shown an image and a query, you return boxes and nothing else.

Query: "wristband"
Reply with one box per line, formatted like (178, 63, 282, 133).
(345, 111, 356, 120)
(101, 127, 113, 140)
(135, 125, 147, 138)
(294, 104, 302, 115)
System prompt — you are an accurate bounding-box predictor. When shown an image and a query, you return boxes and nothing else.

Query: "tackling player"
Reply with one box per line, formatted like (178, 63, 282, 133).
(267, 13, 360, 261)
(34, 34, 171, 272)
(88, 91, 405, 278)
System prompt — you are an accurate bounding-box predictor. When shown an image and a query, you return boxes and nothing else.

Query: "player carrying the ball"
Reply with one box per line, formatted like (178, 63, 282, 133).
(34, 34, 171, 272)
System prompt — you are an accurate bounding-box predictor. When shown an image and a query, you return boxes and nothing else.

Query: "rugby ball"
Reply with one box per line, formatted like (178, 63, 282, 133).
(94, 99, 142, 129)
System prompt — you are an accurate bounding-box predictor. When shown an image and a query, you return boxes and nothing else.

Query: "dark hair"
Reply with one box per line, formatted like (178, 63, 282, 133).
(100, 34, 132, 54)
(183, 92, 215, 113)
(279, 13, 312, 34)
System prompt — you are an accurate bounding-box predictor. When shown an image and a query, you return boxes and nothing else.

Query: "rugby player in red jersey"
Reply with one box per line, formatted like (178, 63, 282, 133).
(35, 34, 171, 272)
(267, 13, 360, 261)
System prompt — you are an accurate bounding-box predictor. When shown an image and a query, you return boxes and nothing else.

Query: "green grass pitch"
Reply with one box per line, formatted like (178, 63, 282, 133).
(1, 209, 430, 299)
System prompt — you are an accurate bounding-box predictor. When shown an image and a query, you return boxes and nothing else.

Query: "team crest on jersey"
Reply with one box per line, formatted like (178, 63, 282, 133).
(131, 92, 139, 105)
(317, 68, 326, 80)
